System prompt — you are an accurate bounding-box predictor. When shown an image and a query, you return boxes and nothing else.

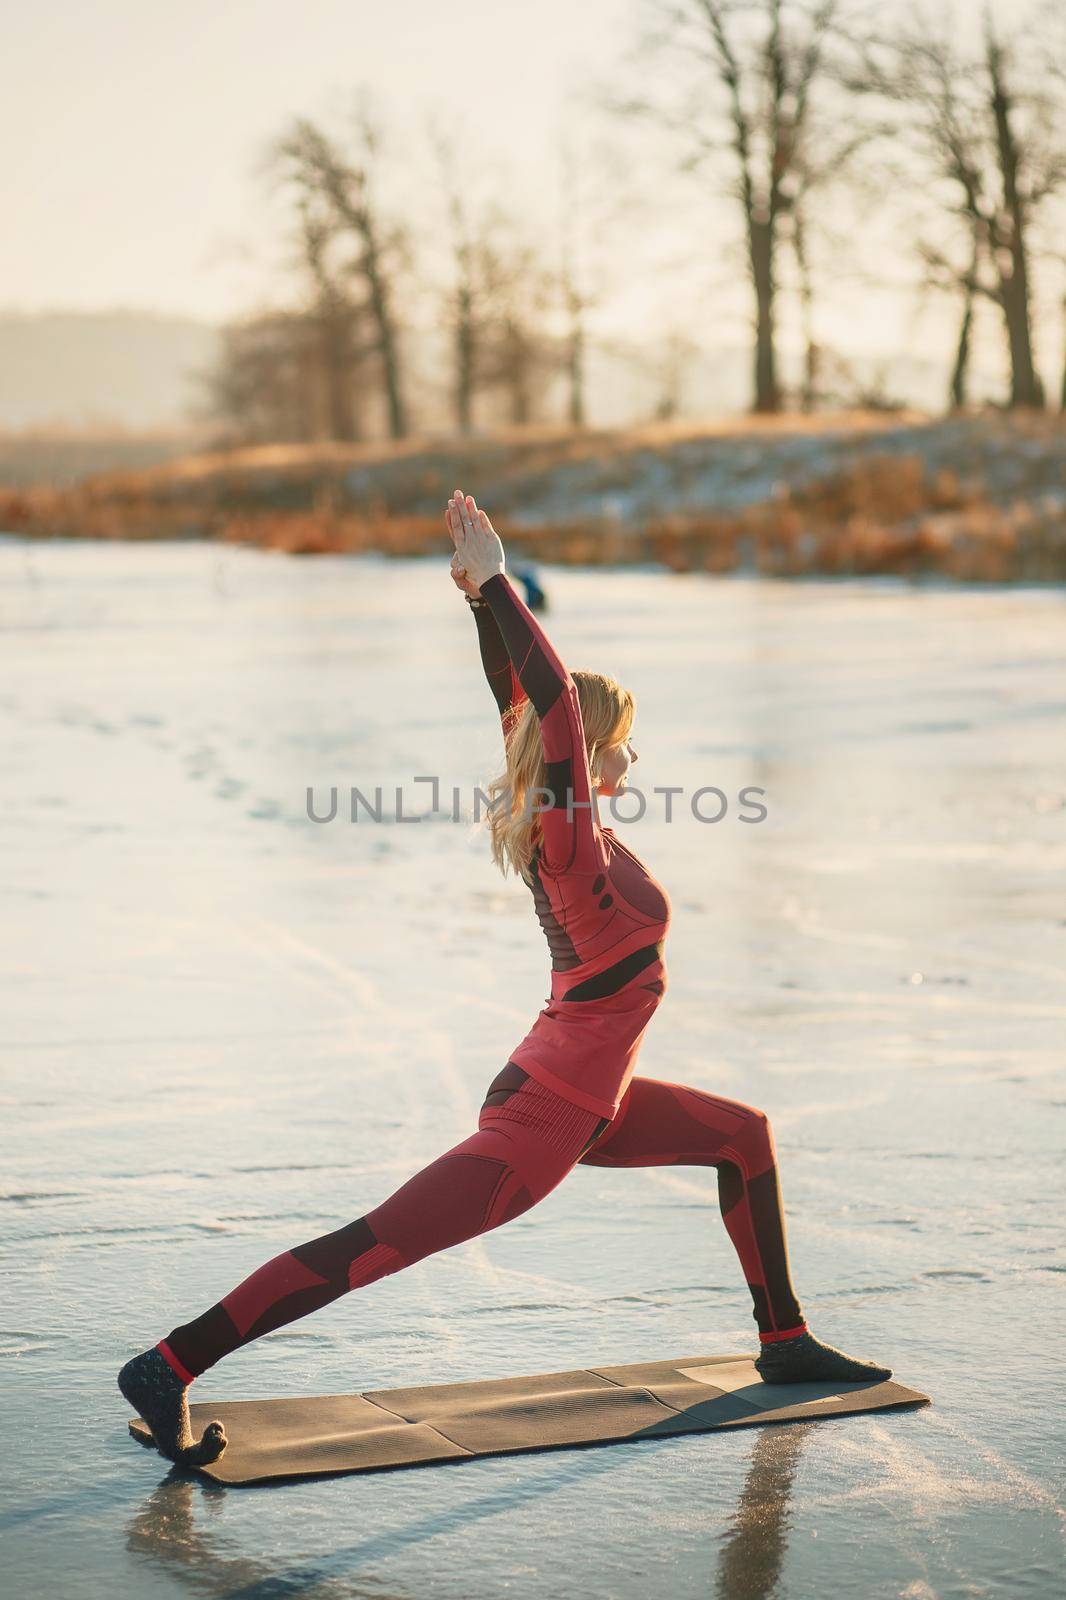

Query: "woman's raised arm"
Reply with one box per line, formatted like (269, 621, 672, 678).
(448, 491, 608, 878)
(465, 593, 529, 740)
(447, 506, 529, 739)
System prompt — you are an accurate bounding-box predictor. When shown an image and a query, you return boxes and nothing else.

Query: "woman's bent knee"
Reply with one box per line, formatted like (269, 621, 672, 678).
(733, 1105, 777, 1177)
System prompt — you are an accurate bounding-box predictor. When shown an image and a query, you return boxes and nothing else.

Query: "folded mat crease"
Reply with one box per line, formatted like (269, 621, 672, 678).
(126, 1351, 931, 1485)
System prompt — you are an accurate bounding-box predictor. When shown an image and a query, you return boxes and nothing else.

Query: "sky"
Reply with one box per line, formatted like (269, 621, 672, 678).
(4, 0, 631, 319)
(3, 0, 1058, 402)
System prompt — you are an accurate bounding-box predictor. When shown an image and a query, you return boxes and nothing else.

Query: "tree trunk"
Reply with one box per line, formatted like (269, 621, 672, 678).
(567, 301, 586, 427)
(999, 270, 1043, 408)
(325, 353, 357, 442)
(318, 166, 409, 436)
(988, 37, 1043, 409)
(949, 286, 974, 410)
(750, 216, 780, 413)
(793, 207, 817, 412)
(296, 334, 320, 443)
(320, 162, 408, 438)
(363, 237, 408, 438)
(324, 305, 361, 441)
(559, 147, 586, 428)
(503, 320, 532, 425)
(455, 280, 474, 435)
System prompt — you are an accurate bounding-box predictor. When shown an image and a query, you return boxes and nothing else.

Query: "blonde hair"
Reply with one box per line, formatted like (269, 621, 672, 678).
(485, 671, 634, 883)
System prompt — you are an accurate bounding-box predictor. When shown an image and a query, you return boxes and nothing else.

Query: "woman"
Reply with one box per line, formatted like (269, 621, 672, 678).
(118, 488, 890, 1466)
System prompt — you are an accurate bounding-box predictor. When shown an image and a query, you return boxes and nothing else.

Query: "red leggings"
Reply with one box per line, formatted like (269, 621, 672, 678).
(159, 1068, 806, 1382)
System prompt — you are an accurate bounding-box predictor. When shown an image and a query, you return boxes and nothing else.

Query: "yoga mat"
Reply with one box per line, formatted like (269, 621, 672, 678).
(127, 1351, 931, 1485)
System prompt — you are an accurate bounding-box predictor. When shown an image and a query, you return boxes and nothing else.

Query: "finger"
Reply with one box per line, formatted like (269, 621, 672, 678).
(469, 495, 491, 544)
(452, 497, 473, 546)
(446, 501, 463, 549)
(456, 491, 477, 540)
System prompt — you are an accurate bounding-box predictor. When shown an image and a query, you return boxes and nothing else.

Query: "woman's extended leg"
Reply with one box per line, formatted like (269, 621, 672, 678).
(119, 1070, 606, 1461)
(579, 1076, 891, 1384)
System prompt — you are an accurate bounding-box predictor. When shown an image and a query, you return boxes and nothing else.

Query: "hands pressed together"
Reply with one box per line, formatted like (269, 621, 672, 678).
(445, 488, 506, 598)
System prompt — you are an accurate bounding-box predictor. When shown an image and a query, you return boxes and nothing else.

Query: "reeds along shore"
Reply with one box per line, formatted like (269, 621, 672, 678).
(3, 415, 1065, 582)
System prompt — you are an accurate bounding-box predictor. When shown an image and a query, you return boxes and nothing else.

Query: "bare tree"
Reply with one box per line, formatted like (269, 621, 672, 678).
(851, 4, 1066, 409)
(650, 328, 703, 420)
(791, 190, 820, 410)
(428, 123, 504, 436)
(200, 312, 320, 446)
(985, 30, 1042, 405)
(943, 225, 980, 410)
(477, 235, 559, 425)
(608, 0, 847, 413)
(423, 116, 569, 433)
(559, 138, 588, 427)
(202, 180, 370, 446)
(297, 198, 367, 442)
(275, 108, 411, 438)
(439, 145, 478, 435)
(553, 115, 645, 428)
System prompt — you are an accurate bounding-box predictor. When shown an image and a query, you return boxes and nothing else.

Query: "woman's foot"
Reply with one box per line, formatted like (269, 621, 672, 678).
(754, 1330, 891, 1385)
(118, 1348, 227, 1465)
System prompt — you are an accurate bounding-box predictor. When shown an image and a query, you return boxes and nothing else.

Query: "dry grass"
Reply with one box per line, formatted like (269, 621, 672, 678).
(4, 411, 1064, 581)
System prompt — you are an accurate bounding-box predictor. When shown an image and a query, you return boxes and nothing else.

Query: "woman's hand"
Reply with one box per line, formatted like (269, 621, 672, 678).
(446, 488, 505, 594)
(448, 547, 481, 599)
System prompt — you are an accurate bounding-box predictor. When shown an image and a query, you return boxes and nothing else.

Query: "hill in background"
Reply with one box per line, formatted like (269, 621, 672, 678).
(0, 310, 219, 432)
(5, 411, 1063, 583)
(0, 308, 996, 465)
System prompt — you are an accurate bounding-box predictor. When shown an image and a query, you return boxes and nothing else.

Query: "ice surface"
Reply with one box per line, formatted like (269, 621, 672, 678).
(1, 538, 1064, 1598)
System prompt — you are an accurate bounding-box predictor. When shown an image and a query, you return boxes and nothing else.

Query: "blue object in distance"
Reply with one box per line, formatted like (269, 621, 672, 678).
(512, 564, 547, 612)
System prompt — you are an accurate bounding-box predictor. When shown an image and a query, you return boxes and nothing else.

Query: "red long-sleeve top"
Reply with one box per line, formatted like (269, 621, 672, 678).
(468, 571, 671, 1118)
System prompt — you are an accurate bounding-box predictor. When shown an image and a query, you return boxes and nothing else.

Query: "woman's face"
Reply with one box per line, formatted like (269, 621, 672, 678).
(595, 735, 638, 795)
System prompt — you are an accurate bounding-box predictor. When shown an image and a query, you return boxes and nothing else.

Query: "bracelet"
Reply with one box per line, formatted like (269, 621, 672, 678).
(466, 595, 487, 608)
